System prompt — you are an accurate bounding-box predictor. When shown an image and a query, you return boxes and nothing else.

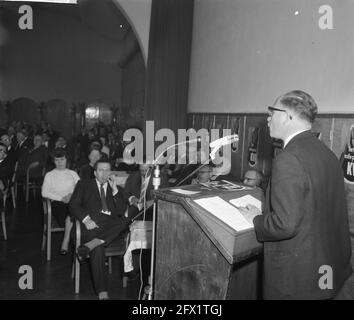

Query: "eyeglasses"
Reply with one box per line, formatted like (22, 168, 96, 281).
(267, 106, 293, 120)
(268, 106, 287, 114)
(243, 177, 257, 181)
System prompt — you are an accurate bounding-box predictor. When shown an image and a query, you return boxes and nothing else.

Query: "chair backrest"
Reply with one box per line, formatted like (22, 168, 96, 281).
(42, 198, 64, 232)
(11, 162, 19, 183)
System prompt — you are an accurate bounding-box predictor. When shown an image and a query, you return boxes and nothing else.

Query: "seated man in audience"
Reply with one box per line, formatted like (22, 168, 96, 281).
(191, 164, 213, 185)
(15, 128, 32, 161)
(79, 149, 102, 180)
(0, 134, 16, 164)
(124, 161, 168, 221)
(0, 143, 15, 210)
(69, 159, 130, 300)
(242, 169, 264, 189)
(0, 143, 14, 189)
(16, 134, 47, 182)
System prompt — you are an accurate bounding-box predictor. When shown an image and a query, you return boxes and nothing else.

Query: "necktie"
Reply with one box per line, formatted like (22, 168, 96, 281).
(100, 183, 109, 213)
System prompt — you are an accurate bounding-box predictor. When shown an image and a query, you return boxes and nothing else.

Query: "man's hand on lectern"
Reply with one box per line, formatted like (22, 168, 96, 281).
(237, 205, 262, 225)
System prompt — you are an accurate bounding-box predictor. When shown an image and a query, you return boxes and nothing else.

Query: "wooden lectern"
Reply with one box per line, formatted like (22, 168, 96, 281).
(152, 183, 263, 300)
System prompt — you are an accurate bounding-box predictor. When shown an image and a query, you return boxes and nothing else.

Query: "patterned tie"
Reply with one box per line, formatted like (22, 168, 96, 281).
(100, 183, 109, 213)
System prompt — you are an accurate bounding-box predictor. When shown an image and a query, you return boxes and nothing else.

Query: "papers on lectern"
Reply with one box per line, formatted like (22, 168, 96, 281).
(194, 196, 253, 231)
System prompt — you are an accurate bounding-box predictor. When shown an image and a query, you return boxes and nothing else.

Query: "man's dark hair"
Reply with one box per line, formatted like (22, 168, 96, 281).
(90, 140, 102, 151)
(56, 136, 67, 142)
(280, 90, 318, 123)
(94, 158, 111, 171)
(52, 148, 67, 159)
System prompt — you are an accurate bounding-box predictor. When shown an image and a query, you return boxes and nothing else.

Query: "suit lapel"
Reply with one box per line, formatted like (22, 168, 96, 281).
(91, 179, 101, 204)
(106, 184, 115, 211)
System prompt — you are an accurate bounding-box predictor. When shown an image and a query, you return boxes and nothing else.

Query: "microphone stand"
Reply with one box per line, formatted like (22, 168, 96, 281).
(146, 164, 160, 300)
(146, 138, 200, 300)
(145, 134, 238, 299)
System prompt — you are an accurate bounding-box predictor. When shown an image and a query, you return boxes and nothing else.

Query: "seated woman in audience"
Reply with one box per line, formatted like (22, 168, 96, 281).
(41, 148, 80, 255)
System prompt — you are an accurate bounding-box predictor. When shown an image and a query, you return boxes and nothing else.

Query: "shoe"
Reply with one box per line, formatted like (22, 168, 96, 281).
(98, 291, 109, 300)
(76, 245, 90, 263)
(60, 249, 68, 256)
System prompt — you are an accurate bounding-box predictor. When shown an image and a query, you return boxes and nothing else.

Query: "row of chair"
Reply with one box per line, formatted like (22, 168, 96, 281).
(12, 162, 45, 206)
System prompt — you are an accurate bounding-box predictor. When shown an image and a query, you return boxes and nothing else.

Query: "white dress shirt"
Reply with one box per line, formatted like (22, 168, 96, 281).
(283, 129, 309, 148)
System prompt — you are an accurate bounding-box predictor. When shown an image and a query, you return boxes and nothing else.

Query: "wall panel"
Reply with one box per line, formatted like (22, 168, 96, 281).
(188, 113, 354, 182)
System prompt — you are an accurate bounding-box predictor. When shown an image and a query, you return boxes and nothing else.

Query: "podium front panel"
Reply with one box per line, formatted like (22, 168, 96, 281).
(154, 200, 232, 299)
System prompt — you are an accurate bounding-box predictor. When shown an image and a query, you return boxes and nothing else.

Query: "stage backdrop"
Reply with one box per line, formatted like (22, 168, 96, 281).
(188, 0, 354, 114)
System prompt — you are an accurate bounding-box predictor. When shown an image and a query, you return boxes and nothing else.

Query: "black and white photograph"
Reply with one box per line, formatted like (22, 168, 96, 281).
(0, 0, 354, 305)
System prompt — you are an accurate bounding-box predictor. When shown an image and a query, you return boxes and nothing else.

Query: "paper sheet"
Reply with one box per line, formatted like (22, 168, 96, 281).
(229, 195, 262, 211)
(194, 196, 252, 231)
(171, 189, 201, 195)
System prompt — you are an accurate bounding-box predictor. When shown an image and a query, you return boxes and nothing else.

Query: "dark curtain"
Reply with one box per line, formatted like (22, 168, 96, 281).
(144, 0, 194, 134)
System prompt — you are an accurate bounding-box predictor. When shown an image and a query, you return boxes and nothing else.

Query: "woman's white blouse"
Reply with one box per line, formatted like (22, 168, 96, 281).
(41, 169, 80, 202)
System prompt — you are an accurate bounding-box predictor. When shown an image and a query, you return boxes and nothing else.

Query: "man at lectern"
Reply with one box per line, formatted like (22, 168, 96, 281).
(238, 90, 352, 299)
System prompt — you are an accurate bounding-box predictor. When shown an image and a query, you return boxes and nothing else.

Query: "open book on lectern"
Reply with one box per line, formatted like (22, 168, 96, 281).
(193, 195, 261, 232)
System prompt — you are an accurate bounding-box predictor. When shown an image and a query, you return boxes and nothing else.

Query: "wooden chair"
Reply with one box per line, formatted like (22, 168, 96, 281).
(41, 198, 64, 261)
(0, 188, 8, 240)
(11, 162, 21, 208)
(25, 162, 45, 203)
(1, 177, 16, 240)
(72, 219, 128, 294)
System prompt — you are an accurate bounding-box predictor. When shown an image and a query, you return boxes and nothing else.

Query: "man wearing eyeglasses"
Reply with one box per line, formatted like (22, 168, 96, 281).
(243, 169, 264, 188)
(238, 90, 352, 299)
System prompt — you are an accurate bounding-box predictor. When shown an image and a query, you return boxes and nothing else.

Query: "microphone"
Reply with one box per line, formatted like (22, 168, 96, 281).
(209, 134, 239, 159)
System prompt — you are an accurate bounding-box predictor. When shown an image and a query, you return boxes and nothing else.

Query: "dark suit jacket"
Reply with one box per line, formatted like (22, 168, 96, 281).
(0, 156, 15, 188)
(69, 179, 127, 224)
(15, 138, 32, 160)
(253, 131, 352, 299)
(6, 146, 17, 165)
(123, 169, 168, 218)
(17, 145, 48, 178)
(79, 163, 95, 180)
